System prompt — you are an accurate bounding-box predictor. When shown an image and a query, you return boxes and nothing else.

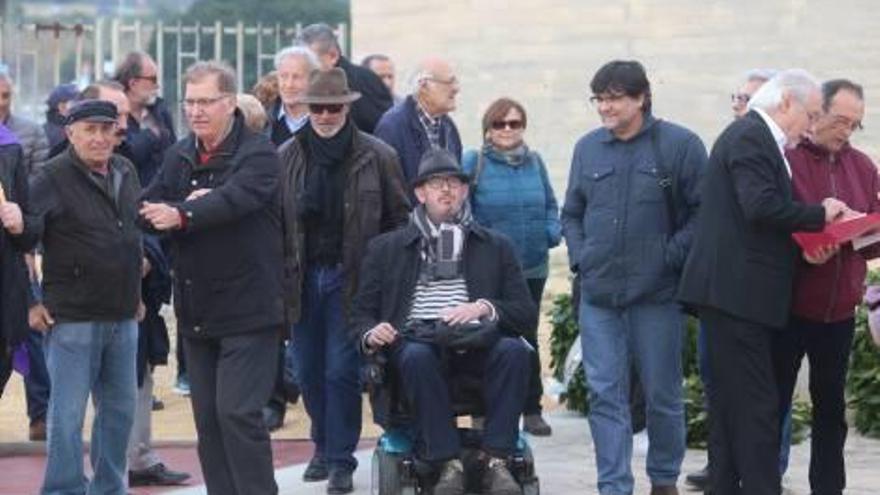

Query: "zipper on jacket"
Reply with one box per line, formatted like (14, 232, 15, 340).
(824, 154, 841, 322)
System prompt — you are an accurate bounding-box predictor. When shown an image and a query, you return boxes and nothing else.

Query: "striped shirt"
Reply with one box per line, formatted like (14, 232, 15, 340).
(407, 276, 469, 321)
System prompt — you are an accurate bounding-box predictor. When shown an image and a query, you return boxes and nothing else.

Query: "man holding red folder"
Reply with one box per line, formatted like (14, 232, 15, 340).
(678, 69, 847, 495)
(776, 78, 879, 495)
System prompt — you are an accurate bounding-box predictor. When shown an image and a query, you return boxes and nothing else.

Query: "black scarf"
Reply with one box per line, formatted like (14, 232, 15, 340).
(300, 118, 354, 221)
(301, 118, 354, 265)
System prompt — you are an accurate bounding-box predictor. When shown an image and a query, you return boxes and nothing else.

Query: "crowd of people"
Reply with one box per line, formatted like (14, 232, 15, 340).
(0, 20, 876, 495)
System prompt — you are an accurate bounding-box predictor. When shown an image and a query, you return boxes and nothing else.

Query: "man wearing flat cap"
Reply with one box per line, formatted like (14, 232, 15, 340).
(278, 67, 409, 494)
(29, 99, 144, 494)
(351, 149, 536, 495)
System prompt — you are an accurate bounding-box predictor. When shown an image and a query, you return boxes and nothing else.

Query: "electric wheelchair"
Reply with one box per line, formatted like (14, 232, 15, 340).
(365, 343, 541, 495)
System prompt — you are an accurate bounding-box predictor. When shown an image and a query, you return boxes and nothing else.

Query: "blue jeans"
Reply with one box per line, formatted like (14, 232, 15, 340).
(580, 300, 685, 495)
(41, 320, 137, 495)
(292, 265, 362, 472)
(698, 322, 792, 475)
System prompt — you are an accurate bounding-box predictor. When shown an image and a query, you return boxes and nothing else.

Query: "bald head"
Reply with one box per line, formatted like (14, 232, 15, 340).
(413, 57, 459, 116)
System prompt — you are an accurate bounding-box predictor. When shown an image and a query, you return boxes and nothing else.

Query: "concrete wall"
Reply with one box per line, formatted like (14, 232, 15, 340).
(351, 0, 880, 192)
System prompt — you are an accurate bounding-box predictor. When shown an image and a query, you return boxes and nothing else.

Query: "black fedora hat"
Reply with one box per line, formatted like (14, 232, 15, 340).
(412, 149, 470, 187)
(296, 68, 362, 105)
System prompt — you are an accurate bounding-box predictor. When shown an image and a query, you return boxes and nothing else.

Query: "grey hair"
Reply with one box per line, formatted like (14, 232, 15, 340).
(744, 68, 778, 84)
(184, 60, 237, 94)
(299, 23, 340, 55)
(747, 69, 820, 112)
(274, 45, 319, 72)
(0, 68, 12, 86)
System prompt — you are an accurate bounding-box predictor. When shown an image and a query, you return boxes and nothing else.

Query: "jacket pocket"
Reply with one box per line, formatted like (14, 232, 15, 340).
(634, 161, 666, 204)
(581, 162, 615, 209)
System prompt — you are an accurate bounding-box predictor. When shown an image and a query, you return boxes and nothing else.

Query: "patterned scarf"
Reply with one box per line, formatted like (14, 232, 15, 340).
(410, 202, 473, 278)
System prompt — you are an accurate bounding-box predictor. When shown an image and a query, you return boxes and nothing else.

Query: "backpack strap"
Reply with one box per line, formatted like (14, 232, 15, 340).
(649, 121, 678, 233)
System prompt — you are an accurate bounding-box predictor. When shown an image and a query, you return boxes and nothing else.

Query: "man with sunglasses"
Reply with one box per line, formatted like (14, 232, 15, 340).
(141, 61, 284, 495)
(277, 68, 409, 494)
(774, 78, 877, 495)
(561, 60, 707, 495)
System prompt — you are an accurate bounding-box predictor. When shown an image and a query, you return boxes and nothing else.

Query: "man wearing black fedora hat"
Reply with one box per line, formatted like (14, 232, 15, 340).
(351, 149, 536, 495)
(278, 68, 409, 494)
(29, 99, 144, 494)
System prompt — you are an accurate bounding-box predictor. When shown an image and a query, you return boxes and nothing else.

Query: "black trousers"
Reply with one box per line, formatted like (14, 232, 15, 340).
(773, 316, 854, 495)
(185, 330, 280, 495)
(700, 307, 780, 495)
(524, 277, 546, 415)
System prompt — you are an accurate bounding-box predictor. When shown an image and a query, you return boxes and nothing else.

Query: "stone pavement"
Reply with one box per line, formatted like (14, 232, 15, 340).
(162, 410, 880, 495)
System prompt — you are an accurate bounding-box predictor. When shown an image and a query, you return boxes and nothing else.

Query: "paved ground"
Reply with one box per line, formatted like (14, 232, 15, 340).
(160, 410, 880, 495)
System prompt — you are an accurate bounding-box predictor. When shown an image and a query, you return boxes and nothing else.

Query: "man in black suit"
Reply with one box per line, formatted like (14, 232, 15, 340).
(299, 23, 394, 134)
(678, 69, 848, 495)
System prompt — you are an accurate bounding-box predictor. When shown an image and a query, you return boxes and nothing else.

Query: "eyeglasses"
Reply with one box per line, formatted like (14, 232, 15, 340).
(589, 93, 627, 106)
(308, 103, 345, 115)
(424, 176, 464, 190)
(827, 114, 864, 132)
(731, 92, 751, 104)
(424, 76, 459, 87)
(182, 94, 230, 110)
(490, 120, 524, 131)
(135, 75, 158, 84)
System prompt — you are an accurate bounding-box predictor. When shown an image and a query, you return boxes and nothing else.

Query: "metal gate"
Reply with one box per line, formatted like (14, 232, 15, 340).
(0, 18, 347, 122)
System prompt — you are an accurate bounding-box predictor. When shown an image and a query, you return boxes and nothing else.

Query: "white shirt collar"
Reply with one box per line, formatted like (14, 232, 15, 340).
(752, 107, 791, 177)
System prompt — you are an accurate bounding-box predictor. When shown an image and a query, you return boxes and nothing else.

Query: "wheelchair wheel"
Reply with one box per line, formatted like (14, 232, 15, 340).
(371, 448, 417, 495)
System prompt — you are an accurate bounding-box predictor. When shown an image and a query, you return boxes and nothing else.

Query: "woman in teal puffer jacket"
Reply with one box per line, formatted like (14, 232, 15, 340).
(462, 97, 561, 436)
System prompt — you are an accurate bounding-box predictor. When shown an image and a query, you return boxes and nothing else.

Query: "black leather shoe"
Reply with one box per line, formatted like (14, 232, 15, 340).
(685, 463, 710, 490)
(326, 468, 353, 494)
(303, 457, 329, 482)
(262, 406, 285, 432)
(129, 463, 191, 486)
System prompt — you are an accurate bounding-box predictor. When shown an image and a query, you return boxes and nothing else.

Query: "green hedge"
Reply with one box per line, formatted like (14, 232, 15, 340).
(847, 271, 880, 438)
(548, 291, 819, 448)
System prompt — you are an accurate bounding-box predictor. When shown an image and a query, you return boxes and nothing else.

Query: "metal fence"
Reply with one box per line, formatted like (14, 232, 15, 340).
(0, 17, 347, 122)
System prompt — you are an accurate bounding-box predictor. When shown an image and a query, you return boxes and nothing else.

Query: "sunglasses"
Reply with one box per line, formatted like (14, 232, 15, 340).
(308, 103, 345, 115)
(491, 120, 524, 131)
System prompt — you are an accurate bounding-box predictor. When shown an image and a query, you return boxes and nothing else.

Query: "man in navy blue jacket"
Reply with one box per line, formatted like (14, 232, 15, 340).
(375, 56, 462, 202)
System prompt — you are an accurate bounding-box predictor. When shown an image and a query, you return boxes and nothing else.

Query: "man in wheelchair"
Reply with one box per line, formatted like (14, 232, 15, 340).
(352, 149, 537, 495)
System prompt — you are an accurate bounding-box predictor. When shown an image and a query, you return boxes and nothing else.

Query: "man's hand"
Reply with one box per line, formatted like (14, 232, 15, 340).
(440, 301, 491, 326)
(804, 244, 839, 265)
(29, 304, 55, 332)
(0, 201, 23, 234)
(136, 300, 146, 322)
(822, 198, 849, 223)
(366, 322, 398, 348)
(140, 202, 182, 230)
(186, 188, 212, 201)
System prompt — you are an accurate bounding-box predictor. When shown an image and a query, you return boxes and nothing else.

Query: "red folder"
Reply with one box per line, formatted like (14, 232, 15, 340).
(793, 213, 880, 256)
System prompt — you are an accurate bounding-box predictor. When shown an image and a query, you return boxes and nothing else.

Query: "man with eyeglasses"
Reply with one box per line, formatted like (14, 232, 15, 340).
(773, 78, 876, 495)
(141, 61, 284, 495)
(561, 60, 707, 495)
(375, 56, 462, 200)
(29, 99, 143, 495)
(730, 69, 777, 118)
(679, 69, 849, 495)
(353, 149, 536, 495)
(277, 68, 409, 494)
